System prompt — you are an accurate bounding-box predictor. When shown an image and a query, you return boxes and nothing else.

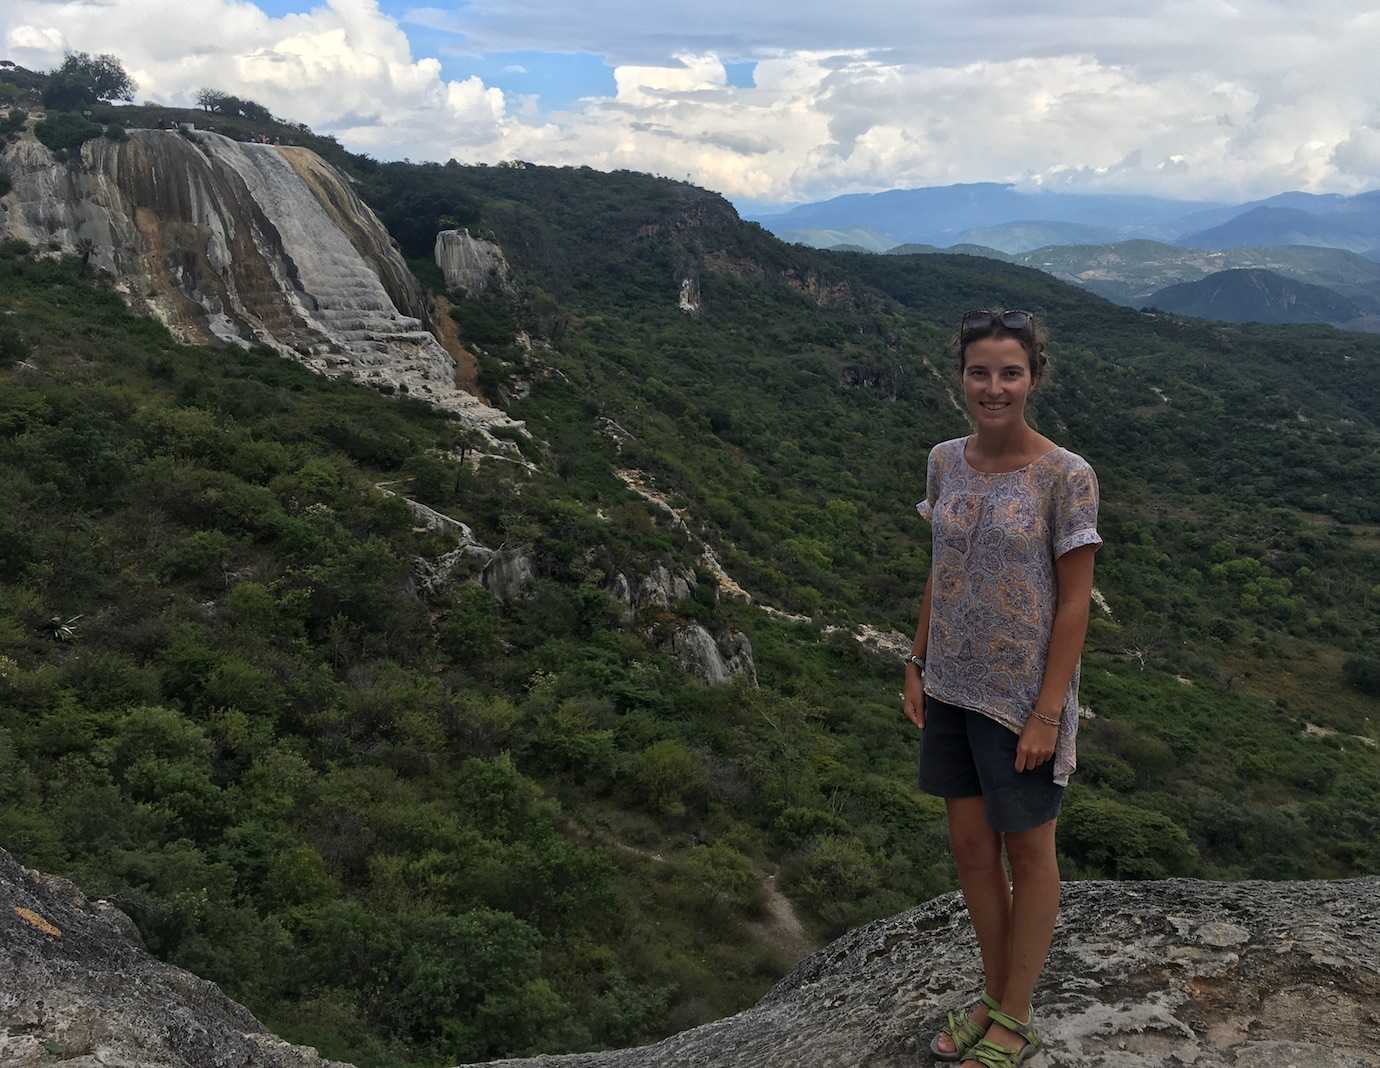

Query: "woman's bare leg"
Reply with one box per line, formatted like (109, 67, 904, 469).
(935, 795, 1011, 1055)
(963, 816, 1060, 1064)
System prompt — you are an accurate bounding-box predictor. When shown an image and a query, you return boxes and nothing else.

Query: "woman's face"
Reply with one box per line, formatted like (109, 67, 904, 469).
(961, 335, 1036, 430)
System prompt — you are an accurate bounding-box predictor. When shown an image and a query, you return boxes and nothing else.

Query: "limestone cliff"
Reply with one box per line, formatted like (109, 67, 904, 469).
(0, 126, 518, 440)
(3, 843, 1376, 1067)
(435, 228, 513, 294)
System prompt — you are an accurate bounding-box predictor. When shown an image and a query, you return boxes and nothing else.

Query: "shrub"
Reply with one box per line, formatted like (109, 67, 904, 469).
(1342, 655, 1380, 696)
(634, 738, 708, 817)
(1060, 794, 1200, 879)
(0, 108, 29, 137)
(0, 324, 29, 368)
(35, 112, 103, 154)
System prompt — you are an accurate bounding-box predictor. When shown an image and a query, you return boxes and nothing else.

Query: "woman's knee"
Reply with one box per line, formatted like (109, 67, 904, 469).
(1003, 819, 1059, 875)
(946, 798, 1003, 872)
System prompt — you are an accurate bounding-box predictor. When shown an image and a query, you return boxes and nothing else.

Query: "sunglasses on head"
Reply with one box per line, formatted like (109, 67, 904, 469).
(960, 309, 1035, 340)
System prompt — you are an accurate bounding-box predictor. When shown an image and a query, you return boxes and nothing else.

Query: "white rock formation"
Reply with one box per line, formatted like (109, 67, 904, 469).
(0, 129, 521, 444)
(434, 228, 513, 294)
(678, 277, 701, 313)
(668, 623, 756, 686)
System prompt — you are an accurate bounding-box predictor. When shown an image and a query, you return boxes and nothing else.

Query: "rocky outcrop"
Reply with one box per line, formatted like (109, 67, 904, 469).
(434, 228, 513, 295)
(0, 128, 520, 442)
(0, 847, 351, 1067)
(606, 562, 698, 613)
(462, 876, 1380, 1067)
(668, 623, 757, 687)
(482, 548, 537, 603)
(678, 277, 701, 313)
(6, 843, 1376, 1068)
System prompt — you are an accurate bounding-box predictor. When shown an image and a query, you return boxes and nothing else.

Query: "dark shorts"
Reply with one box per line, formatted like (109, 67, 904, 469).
(917, 695, 1064, 833)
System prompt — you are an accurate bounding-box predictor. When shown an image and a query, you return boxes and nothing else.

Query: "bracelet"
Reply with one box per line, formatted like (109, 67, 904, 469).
(1030, 708, 1060, 727)
(904, 653, 925, 672)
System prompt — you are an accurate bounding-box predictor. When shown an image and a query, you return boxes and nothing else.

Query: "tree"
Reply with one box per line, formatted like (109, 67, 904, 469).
(195, 87, 231, 113)
(42, 52, 135, 110)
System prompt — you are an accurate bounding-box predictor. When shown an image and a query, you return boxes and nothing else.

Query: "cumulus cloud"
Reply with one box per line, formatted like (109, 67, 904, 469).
(1, 0, 506, 160)
(3, 0, 1379, 203)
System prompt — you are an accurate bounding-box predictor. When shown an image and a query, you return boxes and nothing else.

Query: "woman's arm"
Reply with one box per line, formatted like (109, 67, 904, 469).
(902, 570, 933, 729)
(1015, 545, 1097, 771)
(912, 569, 933, 659)
(1034, 544, 1098, 715)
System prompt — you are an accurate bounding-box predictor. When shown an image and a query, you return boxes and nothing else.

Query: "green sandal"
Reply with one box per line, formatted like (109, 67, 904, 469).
(963, 1006, 1041, 1067)
(929, 990, 1002, 1062)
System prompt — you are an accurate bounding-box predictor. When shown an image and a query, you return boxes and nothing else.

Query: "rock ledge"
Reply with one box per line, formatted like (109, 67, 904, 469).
(2, 843, 1377, 1068)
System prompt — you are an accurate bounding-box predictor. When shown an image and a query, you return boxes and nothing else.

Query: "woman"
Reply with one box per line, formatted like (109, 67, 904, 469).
(902, 309, 1101, 1068)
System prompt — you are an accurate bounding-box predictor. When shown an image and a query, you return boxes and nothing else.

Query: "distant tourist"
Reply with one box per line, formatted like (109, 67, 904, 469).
(903, 309, 1101, 1068)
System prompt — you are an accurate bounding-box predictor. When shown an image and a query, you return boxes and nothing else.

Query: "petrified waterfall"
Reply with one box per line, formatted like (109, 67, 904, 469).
(0, 128, 519, 439)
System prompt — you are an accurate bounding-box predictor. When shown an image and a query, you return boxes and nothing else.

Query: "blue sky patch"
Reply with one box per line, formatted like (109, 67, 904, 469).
(436, 50, 616, 109)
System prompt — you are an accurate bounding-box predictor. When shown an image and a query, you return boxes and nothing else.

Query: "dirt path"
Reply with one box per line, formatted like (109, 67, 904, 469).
(746, 872, 813, 965)
(576, 823, 817, 966)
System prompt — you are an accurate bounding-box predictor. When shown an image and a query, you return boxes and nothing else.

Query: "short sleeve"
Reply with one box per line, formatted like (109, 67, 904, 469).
(916, 445, 941, 521)
(1054, 457, 1103, 558)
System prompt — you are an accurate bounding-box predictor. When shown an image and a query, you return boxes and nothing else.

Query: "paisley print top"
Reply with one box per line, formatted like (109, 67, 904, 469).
(916, 436, 1102, 786)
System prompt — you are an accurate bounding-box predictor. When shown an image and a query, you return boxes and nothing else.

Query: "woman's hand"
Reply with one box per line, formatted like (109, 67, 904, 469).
(1015, 714, 1059, 772)
(902, 663, 925, 730)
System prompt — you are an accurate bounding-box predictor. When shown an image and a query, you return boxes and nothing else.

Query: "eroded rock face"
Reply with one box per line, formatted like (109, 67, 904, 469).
(0, 848, 352, 1068)
(481, 548, 537, 603)
(668, 623, 756, 687)
(3, 844, 1378, 1068)
(0, 129, 520, 441)
(434, 228, 513, 295)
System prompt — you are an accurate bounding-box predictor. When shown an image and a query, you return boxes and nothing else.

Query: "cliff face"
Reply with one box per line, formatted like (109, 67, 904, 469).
(0, 128, 519, 438)
(434, 228, 513, 294)
(3, 843, 1376, 1068)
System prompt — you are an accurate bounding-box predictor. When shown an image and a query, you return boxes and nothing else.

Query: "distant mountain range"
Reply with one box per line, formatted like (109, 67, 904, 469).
(753, 182, 1380, 258)
(1146, 268, 1365, 327)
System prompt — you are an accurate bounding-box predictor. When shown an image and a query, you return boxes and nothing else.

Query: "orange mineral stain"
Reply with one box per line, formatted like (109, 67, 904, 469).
(15, 906, 61, 939)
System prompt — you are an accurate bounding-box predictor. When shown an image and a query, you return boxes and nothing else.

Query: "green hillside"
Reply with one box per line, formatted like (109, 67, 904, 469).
(1009, 240, 1380, 314)
(2, 142, 1380, 1068)
(1148, 268, 1363, 326)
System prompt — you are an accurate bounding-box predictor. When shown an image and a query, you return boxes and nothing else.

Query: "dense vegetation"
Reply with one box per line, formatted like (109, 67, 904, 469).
(1, 69, 1379, 1068)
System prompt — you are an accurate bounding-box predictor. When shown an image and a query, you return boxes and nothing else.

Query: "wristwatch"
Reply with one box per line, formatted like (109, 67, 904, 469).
(905, 653, 925, 673)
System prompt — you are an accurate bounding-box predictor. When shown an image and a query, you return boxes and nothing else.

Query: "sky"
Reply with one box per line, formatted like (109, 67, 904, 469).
(5, 0, 1380, 210)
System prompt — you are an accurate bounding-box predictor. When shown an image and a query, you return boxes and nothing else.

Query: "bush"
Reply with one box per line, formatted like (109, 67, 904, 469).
(35, 112, 103, 154)
(0, 109, 28, 138)
(0, 324, 28, 368)
(1342, 655, 1380, 697)
(634, 738, 708, 817)
(1060, 794, 1200, 879)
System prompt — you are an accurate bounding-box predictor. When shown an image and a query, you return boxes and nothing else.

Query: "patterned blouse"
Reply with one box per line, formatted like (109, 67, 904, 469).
(916, 436, 1102, 786)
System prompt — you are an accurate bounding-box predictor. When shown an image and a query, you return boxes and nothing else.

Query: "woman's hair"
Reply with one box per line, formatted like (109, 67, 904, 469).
(951, 314, 1050, 384)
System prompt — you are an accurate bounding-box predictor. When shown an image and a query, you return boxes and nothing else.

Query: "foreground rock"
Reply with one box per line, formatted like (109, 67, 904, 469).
(2, 842, 1376, 1067)
(460, 877, 1380, 1067)
(0, 847, 350, 1067)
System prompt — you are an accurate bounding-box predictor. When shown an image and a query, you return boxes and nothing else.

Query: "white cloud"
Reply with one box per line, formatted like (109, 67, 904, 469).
(3, 0, 1379, 203)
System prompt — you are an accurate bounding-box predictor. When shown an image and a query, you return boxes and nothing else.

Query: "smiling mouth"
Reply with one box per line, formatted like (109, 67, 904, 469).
(980, 402, 1009, 410)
